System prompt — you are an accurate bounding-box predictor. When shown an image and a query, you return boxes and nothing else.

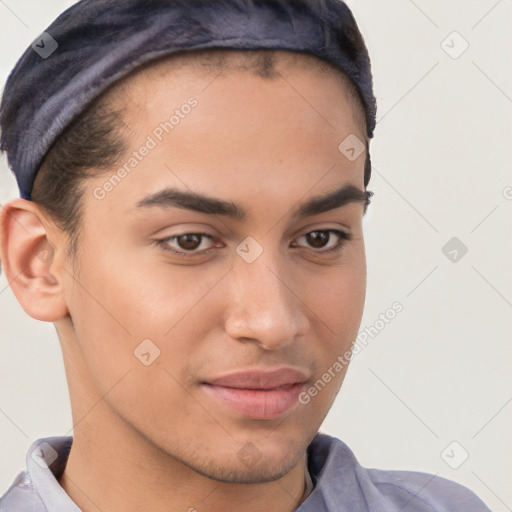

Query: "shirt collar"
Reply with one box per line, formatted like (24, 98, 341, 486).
(26, 436, 80, 511)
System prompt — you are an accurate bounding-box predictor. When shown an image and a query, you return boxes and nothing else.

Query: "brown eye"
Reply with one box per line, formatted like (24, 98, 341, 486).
(176, 233, 203, 250)
(305, 231, 330, 248)
(156, 233, 216, 256)
(293, 229, 352, 253)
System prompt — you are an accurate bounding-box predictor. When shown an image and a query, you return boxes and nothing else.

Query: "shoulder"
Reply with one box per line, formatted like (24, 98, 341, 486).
(366, 467, 492, 512)
(307, 433, 491, 512)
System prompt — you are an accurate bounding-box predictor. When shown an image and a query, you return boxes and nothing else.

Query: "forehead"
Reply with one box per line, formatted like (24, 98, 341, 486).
(110, 49, 366, 137)
(84, 49, 367, 223)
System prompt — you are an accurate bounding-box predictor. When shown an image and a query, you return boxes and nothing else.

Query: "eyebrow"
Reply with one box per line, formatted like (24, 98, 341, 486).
(134, 183, 372, 220)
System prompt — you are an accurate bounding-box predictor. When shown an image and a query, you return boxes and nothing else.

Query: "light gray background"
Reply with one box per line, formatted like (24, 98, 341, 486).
(1, 1, 511, 510)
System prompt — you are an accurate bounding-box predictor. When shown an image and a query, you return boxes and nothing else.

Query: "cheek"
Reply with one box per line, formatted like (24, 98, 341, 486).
(66, 247, 225, 389)
(301, 242, 366, 341)
(327, 266, 366, 339)
(296, 243, 366, 409)
(71, 241, 216, 332)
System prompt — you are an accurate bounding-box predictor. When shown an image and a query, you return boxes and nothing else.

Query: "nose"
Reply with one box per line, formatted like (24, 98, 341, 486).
(223, 249, 310, 351)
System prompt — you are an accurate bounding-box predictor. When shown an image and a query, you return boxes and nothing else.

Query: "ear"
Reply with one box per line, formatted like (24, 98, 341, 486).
(0, 198, 69, 321)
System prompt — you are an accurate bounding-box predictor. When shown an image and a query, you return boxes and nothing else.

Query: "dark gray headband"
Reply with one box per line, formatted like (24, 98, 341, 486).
(0, 0, 377, 200)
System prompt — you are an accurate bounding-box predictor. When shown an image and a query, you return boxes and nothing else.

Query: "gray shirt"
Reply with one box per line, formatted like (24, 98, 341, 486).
(0, 433, 491, 511)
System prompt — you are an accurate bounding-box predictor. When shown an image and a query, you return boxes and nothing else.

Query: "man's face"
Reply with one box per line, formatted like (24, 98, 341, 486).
(58, 54, 368, 482)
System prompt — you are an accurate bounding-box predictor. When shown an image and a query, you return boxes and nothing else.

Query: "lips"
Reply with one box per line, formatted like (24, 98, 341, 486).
(207, 368, 309, 389)
(202, 368, 309, 420)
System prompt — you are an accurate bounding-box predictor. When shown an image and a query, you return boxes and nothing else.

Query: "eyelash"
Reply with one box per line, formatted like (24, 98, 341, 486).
(154, 229, 352, 258)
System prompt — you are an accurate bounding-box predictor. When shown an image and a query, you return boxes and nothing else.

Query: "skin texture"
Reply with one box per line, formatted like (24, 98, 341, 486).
(0, 52, 368, 512)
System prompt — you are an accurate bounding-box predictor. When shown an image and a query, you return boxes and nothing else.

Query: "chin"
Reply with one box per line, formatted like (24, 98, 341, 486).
(190, 448, 303, 484)
(171, 431, 308, 484)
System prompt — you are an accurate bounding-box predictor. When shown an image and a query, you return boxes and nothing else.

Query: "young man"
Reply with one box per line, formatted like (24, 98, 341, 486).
(0, 1, 492, 511)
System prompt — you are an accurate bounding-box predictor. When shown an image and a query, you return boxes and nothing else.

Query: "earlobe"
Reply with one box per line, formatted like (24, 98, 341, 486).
(0, 198, 69, 322)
